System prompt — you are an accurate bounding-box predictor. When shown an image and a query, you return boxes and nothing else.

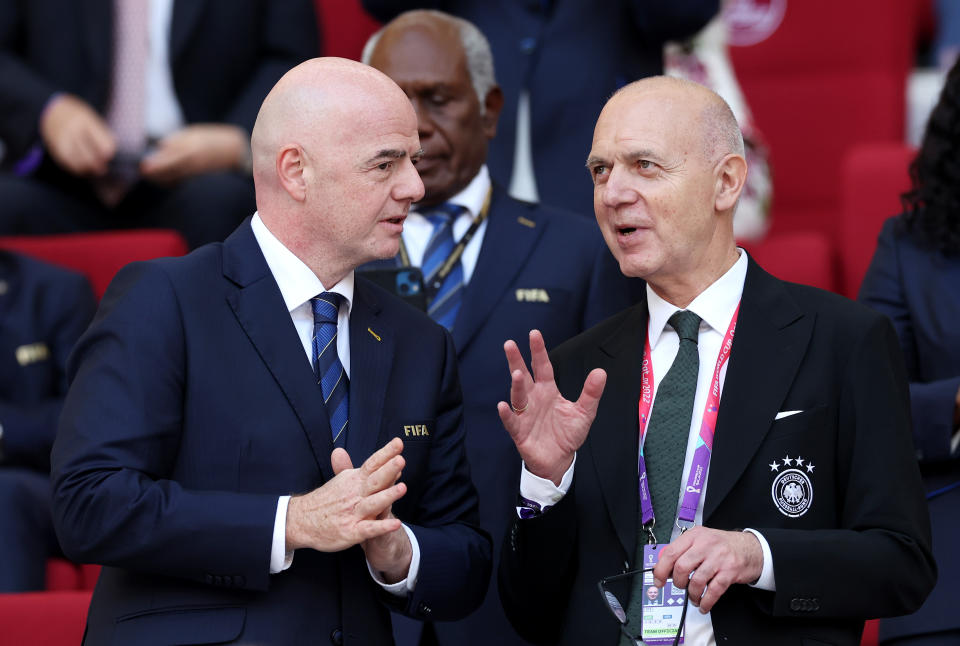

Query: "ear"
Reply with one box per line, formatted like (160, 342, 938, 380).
(276, 144, 308, 202)
(480, 85, 504, 140)
(714, 153, 748, 213)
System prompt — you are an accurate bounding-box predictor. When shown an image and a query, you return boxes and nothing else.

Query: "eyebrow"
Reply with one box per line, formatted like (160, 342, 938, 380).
(366, 148, 425, 165)
(586, 149, 664, 169)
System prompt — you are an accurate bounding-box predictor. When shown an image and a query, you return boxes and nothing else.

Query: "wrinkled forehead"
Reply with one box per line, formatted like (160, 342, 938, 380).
(592, 88, 703, 157)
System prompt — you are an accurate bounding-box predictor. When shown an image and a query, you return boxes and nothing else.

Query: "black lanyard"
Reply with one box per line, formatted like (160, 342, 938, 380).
(398, 187, 492, 298)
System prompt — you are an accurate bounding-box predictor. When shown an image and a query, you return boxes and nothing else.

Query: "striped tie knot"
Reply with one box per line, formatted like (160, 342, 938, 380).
(421, 203, 467, 330)
(311, 292, 342, 324)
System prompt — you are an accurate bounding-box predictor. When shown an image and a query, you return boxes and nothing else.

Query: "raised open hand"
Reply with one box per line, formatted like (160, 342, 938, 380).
(497, 330, 607, 485)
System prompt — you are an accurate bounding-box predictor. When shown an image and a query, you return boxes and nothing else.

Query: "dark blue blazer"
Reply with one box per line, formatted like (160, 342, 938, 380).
(370, 186, 640, 646)
(0, 251, 95, 471)
(859, 216, 960, 641)
(50, 221, 491, 645)
(0, 0, 317, 161)
(361, 0, 718, 217)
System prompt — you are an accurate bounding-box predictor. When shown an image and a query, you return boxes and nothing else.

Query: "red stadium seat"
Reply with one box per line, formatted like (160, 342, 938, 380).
(742, 231, 837, 292)
(861, 618, 880, 646)
(45, 560, 100, 592)
(728, 0, 921, 242)
(0, 591, 91, 646)
(838, 142, 915, 298)
(314, 0, 381, 60)
(0, 229, 189, 300)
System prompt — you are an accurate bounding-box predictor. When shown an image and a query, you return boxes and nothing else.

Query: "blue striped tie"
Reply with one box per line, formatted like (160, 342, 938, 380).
(421, 203, 466, 330)
(311, 293, 348, 448)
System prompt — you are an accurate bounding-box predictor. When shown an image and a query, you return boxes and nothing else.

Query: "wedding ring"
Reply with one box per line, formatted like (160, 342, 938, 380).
(511, 401, 528, 414)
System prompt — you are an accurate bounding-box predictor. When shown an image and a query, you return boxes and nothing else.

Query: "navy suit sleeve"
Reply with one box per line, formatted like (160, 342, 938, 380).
(759, 314, 936, 618)
(51, 262, 279, 591)
(0, 4, 60, 158)
(222, 0, 318, 133)
(394, 330, 493, 621)
(859, 219, 960, 462)
(0, 269, 95, 470)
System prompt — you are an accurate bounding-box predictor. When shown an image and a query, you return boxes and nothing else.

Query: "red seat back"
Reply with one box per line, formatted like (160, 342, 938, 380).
(838, 142, 915, 298)
(0, 591, 91, 646)
(0, 229, 189, 300)
(742, 231, 836, 292)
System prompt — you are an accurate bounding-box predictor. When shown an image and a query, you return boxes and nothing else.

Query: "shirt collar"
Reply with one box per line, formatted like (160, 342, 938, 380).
(411, 164, 490, 219)
(250, 213, 354, 316)
(646, 249, 747, 347)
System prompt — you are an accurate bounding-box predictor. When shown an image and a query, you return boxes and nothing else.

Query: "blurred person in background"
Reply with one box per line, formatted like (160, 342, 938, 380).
(0, 0, 317, 248)
(0, 251, 95, 591)
(860, 55, 960, 646)
(361, 0, 718, 219)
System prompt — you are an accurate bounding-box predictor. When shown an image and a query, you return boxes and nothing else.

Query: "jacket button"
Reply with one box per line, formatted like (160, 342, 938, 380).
(418, 602, 432, 616)
(329, 628, 343, 646)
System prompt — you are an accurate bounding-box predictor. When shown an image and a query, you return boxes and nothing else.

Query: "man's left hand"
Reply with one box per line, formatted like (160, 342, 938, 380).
(140, 124, 248, 184)
(362, 509, 413, 584)
(652, 527, 763, 613)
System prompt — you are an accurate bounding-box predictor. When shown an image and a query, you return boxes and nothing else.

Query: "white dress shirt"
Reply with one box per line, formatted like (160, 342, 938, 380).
(400, 165, 490, 283)
(251, 214, 421, 596)
(519, 250, 775, 645)
(146, 0, 186, 142)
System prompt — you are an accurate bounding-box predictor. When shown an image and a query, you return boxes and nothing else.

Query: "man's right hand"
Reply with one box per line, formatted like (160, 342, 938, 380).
(285, 437, 407, 553)
(39, 94, 116, 177)
(497, 330, 607, 486)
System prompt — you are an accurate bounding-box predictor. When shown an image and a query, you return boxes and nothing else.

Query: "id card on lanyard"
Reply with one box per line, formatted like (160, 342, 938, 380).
(637, 304, 739, 544)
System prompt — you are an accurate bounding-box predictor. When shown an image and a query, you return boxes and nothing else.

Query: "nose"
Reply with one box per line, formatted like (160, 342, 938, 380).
(396, 157, 425, 203)
(600, 164, 638, 209)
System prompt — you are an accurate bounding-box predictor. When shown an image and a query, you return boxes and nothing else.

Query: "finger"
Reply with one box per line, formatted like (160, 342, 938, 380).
(497, 400, 518, 433)
(503, 339, 532, 384)
(85, 118, 116, 165)
(653, 538, 687, 587)
(528, 330, 555, 384)
(508, 367, 530, 412)
(697, 571, 732, 613)
(686, 559, 717, 602)
(356, 482, 407, 519)
(360, 437, 404, 476)
(354, 516, 404, 542)
(575, 368, 607, 417)
(331, 447, 353, 475)
(365, 455, 405, 494)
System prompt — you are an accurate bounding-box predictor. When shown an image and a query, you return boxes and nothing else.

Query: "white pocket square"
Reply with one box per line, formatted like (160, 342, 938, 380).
(775, 410, 803, 420)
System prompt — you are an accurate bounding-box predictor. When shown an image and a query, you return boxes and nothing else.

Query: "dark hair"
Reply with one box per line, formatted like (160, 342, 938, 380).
(901, 59, 960, 255)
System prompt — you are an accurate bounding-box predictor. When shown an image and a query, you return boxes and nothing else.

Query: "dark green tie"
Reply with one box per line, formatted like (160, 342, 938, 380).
(643, 309, 701, 544)
(620, 311, 701, 646)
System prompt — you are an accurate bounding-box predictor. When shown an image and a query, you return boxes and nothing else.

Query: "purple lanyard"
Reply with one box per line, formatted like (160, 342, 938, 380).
(637, 305, 739, 540)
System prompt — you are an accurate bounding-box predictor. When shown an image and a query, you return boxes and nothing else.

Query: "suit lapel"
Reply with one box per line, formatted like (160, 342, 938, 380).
(345, 281, 394, 463)
(169, 0, 206, 65)
(704, 258, 813, 521)
(452, 188, 546, 353)
(223, 222, 335, 482)
(587, 301, 648, 560)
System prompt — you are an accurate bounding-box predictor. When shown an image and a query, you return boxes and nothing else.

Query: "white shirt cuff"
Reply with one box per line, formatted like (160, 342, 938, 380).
(517, 454, 576, 515)
(271, 495, 294, 574)
(743, 528, 775, 591)
(366, 523, 420, 596)
(950, 428, 960, 455)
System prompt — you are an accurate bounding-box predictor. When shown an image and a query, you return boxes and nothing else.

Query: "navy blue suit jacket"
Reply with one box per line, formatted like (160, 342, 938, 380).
(0, 0, 317, 161)
(859, 216, 960, 641)
(50, 221, 491, 645)
(361, 0, 717, 217)
(0, 251, 95, 471)
(368, 187, 640, 645)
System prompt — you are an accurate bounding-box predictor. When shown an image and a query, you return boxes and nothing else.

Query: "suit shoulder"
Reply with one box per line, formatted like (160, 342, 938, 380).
(780, 280, 893, 339)
(550, 303, 639, 361)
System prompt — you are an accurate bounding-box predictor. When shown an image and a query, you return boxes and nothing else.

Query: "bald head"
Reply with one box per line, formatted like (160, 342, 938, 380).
(607, 76, 744, 164)
(251, 57, 414, 189)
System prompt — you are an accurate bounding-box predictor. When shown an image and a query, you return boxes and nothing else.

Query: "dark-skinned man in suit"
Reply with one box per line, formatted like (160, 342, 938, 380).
(361, 10, 638, 646)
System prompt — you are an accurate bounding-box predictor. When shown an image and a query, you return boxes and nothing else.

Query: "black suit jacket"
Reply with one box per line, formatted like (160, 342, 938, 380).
(0, 0, 317, 161)
(51, 221, 490, 645)
(499, 257, 935, 646)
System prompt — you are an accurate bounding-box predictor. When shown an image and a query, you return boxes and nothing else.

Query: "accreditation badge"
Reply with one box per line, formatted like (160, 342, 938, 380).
(641, 544, 686, 645)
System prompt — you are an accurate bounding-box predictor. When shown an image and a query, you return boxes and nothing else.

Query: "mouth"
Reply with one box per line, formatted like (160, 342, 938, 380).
(380, 214, 407, 231)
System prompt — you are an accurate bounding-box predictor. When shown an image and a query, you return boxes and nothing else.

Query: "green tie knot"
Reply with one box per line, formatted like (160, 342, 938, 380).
(669, 310, 701, 344)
